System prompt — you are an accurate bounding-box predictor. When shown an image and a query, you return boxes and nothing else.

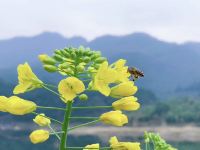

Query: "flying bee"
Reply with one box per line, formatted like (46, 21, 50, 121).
(127, 67, 144, 81)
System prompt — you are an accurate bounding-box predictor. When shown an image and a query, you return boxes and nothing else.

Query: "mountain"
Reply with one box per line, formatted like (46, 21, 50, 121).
(0, 32, 200, 97)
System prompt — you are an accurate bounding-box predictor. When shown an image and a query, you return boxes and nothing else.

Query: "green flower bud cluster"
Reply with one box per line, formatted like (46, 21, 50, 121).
(38, 46, 107, 76)
(144, 132, 177, 150)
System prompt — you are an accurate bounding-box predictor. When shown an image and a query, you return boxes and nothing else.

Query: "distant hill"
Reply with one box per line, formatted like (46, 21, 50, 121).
(0, 32, 200, 97)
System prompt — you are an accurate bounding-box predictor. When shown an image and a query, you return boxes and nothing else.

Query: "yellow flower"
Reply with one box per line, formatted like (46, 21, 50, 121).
(29, 130, 49, 144)
(112, 96, 140, 111)
(92, 61, 117, 96)
(100, 110, 128, 126)
(109, 136, 141, 150)
(13, 63, 43, 94)
(83, 143, 99, 150)
(0, 96, 9, 112)
(110, 81, 137, 98)
(6, 96, 37, 115)
(58, 77, 85, 102)
(33, 113, 51, 126)
(110, 59, 130, 83)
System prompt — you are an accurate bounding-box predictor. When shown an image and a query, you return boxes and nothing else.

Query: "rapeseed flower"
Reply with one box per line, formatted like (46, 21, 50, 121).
(29, 130, 49, 144)
(92, 61, 117, 96)
(6, 96, 37, 115)
(110, 59, 130, 83)
(58, 77, 85, 102)
(13, 63, 43, 94)
(33, 113, 51, 126)
(83, 143, 99, 150)
(100, 110, 128, 126)
(110, 81, 137, 98)
(109, 136, 141, 150)
(112, 96, 140, 111)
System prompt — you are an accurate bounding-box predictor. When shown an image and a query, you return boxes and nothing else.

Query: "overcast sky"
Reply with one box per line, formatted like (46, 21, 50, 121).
(0, 0, 200, 43)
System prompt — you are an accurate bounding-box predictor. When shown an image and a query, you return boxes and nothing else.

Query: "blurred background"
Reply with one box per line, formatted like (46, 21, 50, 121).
(1, 0, 200, 149)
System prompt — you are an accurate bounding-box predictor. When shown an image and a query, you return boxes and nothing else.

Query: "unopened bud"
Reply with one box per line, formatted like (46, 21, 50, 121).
(79, 94, 88, 101)
(91, 52, 101, 60)
(59, 63, 70, 69)
(88, 67, 96, 72)
(70, 52, 76, 59)
(94, 57, 107, 63)
(43, 65, 57, 72)
(53, 54, 63, 62)
(94, 64, 101, 69)
(38, 54, 56, 65)
(76, 65, 85, 72)
(83, 57, 91, 63)
(65, 68, 74, 75)
(54, 50, 62, 55)
(62, 50, 70, 58)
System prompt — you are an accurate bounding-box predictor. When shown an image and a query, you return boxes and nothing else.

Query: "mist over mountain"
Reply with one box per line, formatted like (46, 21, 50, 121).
(0, 32, 200, 97)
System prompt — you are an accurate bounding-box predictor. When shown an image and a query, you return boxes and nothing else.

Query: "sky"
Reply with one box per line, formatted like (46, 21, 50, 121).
(0, 0, 200, 43)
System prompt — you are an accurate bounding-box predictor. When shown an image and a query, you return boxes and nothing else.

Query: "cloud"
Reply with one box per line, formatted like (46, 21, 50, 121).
(0, 0, 200, 42)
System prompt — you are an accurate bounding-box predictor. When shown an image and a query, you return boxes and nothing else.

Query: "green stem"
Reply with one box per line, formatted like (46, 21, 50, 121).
(72, 106, 112, 109)
(32, 112, 63, 125)
(59, 101, 73, 150)
(37, 106, 66, 111)
(146, 142, 151, 150)
(145, 142, 148, 150)
(43, 83, 58, 89)
(70, 117, 99, 120)
(42, 84, 61, 97)
(48, 125, 61, 140)
(68, 119, 100, 131)
(50, 131, 64, 135)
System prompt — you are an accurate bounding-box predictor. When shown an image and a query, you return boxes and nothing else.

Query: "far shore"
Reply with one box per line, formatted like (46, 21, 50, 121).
(1, 123, 200, 142)
(69, 125, 200, 142)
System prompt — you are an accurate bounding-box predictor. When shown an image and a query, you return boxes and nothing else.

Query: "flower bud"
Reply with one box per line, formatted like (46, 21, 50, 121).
(86, 51, 93, 56)
(100, 110, 128, 126)
(94, 57, 107, 63)
(77, 49, 84, 56)
(110, 81, 138, 98)
(54, 49, 62, 55)
(94, 64, 101, 69)
(91, 52, 101, 60)
(112, 96, 140, 111)
(38, 54, 56, 65)
(87, 67, 96, 73)
(83, 57, 91, 63)
(33, 113, 51, 126)
(76, 65, 85, 72)
(29, 130, 49, 144)
(84, 48, 91, 55)
(43, 65, 57, 72)
(79, 94, 88, 101)
(59, 63, 70, 69)
(70, 51, 76, 59)
(65, 68, 74, 75)
(6, 96, 37, 115)
(62, 50, 71, 58)
(53, 54, 63, 62)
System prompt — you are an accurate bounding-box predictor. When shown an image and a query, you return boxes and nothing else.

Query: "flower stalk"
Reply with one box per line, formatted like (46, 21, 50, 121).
(68, 119, 100, 132)
(59, 101, 73, 150)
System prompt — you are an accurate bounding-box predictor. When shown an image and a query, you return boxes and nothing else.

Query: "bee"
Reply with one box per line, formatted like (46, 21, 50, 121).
(128, 67, 144, 81)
